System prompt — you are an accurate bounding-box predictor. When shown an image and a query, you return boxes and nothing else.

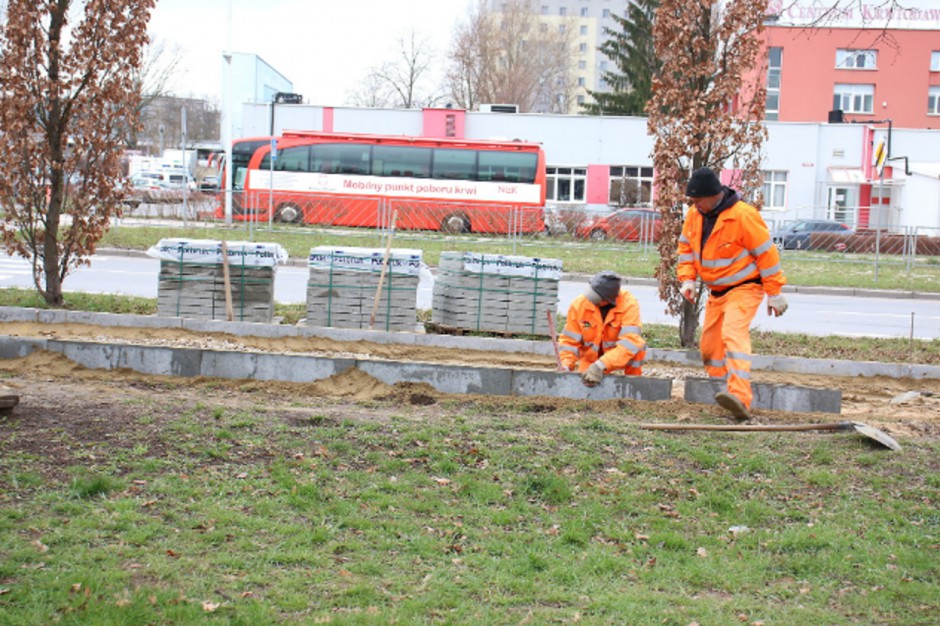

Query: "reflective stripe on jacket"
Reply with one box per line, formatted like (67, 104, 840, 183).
(558, 289, 645, 372)
(677, 199, 787, 296)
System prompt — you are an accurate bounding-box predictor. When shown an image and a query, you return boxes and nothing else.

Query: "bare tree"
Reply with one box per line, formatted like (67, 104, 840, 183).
(346, 70, 396, 108)
(446, 0, 575, 113)
(124, 37, 183, 149)
(648, 0, 769, 348)
(0, 0, 155, 306)
(348, 28, 444, 109)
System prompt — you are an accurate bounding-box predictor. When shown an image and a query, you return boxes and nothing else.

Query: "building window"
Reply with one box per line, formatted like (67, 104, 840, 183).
(579, 43, 587, 54)
(547, 166, 587, 203)
(580, 25, 588, 35)
(871, 185, 891, 206)
(929, 86, 940, 115)
(580, 7, 588, 17)
(932, 51, 940, 71)
(539, 22, 548, 32)
(578, 60, 586, 70)
(559, 7, 567, 16)
(558, 24, 566, 33)
(599, 60, 608, 72)
(577, 76, 586, 87)
(766, 47, 782, 121)
(761, 171, 788, 210)
(836, 49, 877, 69)
(602, 9, 610, 18)
(833, 83, 874, 114)
(608, 166, 654, 207)
(541, 5, 549, 15)
(576, 95, 585, 105)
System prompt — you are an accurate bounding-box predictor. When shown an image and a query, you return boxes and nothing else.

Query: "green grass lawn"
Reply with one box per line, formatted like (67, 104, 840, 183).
(0, 378, 937, 625)
(1, 222, 937, 624)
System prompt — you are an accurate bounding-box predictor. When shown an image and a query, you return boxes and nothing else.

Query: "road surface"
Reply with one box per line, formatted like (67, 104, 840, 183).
(1, 252, 937, 340)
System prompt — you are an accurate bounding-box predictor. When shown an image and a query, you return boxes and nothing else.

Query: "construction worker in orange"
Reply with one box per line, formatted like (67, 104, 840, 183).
(558, 271, 646, 387)
(678, 167, 789, 420)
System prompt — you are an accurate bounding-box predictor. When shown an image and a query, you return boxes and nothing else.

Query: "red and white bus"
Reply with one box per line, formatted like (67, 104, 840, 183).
(213, 136, 273, 195)
(230, 131, 547, 234)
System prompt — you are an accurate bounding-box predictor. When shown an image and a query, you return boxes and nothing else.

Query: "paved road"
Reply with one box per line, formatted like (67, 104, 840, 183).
(1, 252, 938, 340)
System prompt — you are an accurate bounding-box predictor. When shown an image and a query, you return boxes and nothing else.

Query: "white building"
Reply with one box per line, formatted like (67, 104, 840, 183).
(237, 103, 940, 231)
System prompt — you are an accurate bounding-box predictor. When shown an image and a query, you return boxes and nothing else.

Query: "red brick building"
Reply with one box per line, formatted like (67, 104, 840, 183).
(756, 0, 940, 129)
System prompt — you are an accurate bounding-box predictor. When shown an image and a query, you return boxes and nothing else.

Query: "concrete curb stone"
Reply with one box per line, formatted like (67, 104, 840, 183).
(2, 306, 938, 380)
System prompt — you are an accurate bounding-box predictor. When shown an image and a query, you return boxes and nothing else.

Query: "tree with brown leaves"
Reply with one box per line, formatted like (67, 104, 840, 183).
(0, 0, 154, 306)
(648, 0, 769, 347)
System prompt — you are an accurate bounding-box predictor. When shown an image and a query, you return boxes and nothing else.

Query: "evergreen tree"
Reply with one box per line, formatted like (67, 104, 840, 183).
(582, 0, 659, 116)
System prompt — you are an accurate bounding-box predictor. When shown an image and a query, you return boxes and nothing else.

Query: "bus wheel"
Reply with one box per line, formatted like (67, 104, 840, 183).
(441, 213, 470, 234)
(589, 228, 608, 241)
(274, 204, 303, 223)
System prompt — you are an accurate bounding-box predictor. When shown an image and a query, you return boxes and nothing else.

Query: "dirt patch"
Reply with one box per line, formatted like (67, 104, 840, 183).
(1, 320, 939, 445)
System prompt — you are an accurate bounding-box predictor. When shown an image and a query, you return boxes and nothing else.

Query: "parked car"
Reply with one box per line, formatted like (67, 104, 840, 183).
(165, 171, 197, 191)
(771, 219, 854, 250)
(199, 175, 220, 192)
(575, 208, 663, 242)
(542, 206, 568, 236)
(126, 173, 184, 204)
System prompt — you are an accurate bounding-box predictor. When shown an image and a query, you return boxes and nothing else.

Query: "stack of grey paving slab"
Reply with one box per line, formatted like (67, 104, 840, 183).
(305, 246, 422, 332)
(432, 251, 561, 335)
(148, 238, 288, 323)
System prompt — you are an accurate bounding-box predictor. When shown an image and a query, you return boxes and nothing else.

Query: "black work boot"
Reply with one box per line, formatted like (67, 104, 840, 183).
(715, 391, 751, 420)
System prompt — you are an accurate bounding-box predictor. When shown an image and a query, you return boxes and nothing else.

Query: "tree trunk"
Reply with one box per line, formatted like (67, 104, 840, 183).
(678, 298, 698, 348)
(42, 171, 64, 307)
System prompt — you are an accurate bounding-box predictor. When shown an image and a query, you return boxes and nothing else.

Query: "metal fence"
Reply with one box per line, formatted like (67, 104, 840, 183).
(118, 196, 940, 281)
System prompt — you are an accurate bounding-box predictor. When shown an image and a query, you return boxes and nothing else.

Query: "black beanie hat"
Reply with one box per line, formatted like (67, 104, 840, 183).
(589, 271, 621, 303)
(685, 167, 723, 197)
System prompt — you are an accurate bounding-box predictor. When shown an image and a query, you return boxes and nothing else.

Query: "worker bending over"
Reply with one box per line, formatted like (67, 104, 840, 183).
(558, 271, 646, 387)
(677, 167, 789, 420)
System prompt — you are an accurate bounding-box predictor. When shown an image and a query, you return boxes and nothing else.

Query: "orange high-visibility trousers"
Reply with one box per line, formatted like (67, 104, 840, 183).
(700, 283, 765, 408)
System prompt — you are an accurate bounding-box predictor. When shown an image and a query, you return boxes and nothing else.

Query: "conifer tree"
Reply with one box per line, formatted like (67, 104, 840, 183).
(582, 0, 659, 116)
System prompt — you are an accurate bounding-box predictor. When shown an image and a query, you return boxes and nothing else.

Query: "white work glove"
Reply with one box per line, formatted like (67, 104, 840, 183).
(680, 280, 696, 303)
(581, 361, 606, 387)
(767, 294, 789, 317)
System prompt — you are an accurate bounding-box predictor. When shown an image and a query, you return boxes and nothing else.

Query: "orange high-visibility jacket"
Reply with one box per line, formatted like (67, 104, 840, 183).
(558, 289, 645, 372)
(677, 199, 787, 296)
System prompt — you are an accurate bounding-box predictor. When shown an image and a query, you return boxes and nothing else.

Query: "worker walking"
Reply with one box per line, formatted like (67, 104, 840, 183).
(677, 167, 789, 419)
(558, 271, 646, 387)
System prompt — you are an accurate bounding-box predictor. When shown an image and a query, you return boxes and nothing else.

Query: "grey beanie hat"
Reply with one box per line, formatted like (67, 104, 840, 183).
(589, 271, 621, 303)
(685, 167, 723, 197)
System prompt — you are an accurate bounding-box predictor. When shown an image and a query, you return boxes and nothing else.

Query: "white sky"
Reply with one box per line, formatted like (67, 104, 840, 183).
(147, 0, 473, 106)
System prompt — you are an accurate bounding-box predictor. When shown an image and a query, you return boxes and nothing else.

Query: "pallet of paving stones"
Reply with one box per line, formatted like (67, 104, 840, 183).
(432, 251, 560, 336)
(305, 246, 422, 331)
(156, 261, 276, 322)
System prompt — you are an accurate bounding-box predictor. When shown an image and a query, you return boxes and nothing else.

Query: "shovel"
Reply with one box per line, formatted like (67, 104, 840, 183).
(639, 421, 901, 451)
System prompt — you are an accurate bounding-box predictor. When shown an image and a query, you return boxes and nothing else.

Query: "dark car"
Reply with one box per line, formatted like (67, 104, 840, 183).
(771, 219, 854, 250)
(575, 208, 663, 242)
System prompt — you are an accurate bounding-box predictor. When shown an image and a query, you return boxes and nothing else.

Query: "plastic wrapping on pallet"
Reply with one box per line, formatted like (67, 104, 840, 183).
(147, 238, 289, 267)
(308, 246, 423, 276)
(441, 251, 562, 280)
